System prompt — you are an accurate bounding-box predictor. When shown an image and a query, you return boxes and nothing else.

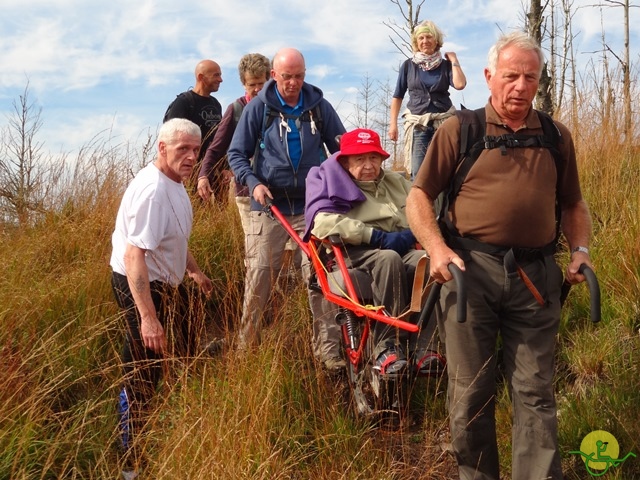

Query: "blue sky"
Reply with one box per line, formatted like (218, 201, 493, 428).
(1, 0, 637, 156)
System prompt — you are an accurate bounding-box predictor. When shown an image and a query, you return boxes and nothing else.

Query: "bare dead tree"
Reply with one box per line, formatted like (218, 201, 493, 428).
(550, 0, 557, 106)
(600, 0, 634, 142)
(557, 0, 577, 116)
(622, 0, 632, 142)
(578, 1, 637, 141)
(373, 79, 400, 169)
(599, 8, 616, 130)
(526, 0, 555, 114)
(349, 74, 378, 129)
(0, 83, 54, 226)
(382, 0, 426, 57)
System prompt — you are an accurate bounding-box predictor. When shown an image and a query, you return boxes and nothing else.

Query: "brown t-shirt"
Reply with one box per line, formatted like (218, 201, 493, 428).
(413, 101, 583, 248)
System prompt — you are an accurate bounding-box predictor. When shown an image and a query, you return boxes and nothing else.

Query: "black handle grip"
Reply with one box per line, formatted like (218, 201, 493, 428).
(448, 264, 466, 323)
(559, 263, 601, 323)
(579, 264, 601, 323)
(419, 282, 442, 327)
(418, 263, 466, 326)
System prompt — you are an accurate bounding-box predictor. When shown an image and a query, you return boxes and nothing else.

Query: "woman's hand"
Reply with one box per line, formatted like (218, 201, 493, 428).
(388, 124, 398, 142)
(444, 52, 458, 63)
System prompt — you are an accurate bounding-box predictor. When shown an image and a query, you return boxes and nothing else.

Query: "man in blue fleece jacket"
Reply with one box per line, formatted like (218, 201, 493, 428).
(228, 47, 345, 361)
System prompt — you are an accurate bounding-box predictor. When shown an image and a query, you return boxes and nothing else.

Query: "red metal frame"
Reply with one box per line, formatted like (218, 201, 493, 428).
(266, 204, 419, 370)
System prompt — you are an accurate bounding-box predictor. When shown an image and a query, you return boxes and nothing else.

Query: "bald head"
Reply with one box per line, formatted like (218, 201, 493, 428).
(271, 48, 306, 106)
(193, 59, 222, 96)
(272, 48, 305, 71)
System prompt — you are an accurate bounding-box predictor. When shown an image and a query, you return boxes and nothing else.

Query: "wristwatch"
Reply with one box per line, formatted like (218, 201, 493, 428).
(571, 246, 589, 255)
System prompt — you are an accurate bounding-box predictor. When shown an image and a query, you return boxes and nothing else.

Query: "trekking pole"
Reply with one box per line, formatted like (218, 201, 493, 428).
(560, 263, 601, 323)
(418, 263, 466, 327)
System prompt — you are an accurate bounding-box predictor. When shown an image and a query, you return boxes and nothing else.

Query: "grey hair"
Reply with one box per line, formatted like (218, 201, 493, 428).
(487, 31, 544, 77)
(238, 53, 271, 84)
(158, 118, 201, 145)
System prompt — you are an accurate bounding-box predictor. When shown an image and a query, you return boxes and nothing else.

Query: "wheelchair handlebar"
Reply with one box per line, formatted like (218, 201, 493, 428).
(419, 263, 466, 326)
(580, 264, 601, 323)
(560, 263, 601, 323)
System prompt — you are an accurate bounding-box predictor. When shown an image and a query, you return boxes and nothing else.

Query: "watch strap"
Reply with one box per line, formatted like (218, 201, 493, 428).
(571, 246, 589, 255)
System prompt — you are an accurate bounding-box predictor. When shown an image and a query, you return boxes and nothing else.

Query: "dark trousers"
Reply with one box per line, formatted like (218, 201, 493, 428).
(111, 272, 202, 455)
(342, 247, 425, 358)
(439, 251, 563, 480)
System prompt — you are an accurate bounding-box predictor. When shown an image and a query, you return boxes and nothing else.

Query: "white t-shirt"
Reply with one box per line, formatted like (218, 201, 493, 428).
(110, 163, 193, 286)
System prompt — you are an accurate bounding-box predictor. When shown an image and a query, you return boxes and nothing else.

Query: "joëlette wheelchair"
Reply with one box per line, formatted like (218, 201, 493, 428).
(264, 203, 466, 418)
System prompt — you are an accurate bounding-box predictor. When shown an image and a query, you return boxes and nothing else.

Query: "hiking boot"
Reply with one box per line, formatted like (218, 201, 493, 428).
(323, 356, 347, 372)
(203, 338, 226, 357)
(373, 349, 407, 376)
(414, 351, 446, 377)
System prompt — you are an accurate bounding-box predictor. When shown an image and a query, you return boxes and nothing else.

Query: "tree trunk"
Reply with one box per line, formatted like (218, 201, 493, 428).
(527, 0, 555, 115)
(623, 0, 632, 143)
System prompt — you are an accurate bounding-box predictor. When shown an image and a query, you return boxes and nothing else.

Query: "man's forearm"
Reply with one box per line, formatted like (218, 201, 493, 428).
(186, 250, 201, 276)
(124, 245, 156, 321)
(561, 199, 592, 250)
(407, 187, 446, 254)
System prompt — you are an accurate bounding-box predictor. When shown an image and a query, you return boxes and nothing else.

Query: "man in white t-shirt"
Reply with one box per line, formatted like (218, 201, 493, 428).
(110, 118, 213, 476)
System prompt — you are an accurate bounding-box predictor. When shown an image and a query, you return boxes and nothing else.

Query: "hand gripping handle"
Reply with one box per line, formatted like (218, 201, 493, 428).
(560, 263, 601, 323)
(419, 263, 466, 326)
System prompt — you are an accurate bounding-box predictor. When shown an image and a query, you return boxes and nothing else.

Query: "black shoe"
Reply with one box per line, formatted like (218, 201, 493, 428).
(414, 351, 446, 377)
(373, 349, 407, 376)
(203, 338, 226, 357)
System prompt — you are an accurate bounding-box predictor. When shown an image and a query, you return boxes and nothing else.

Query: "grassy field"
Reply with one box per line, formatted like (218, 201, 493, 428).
(0, 107, 639, 479)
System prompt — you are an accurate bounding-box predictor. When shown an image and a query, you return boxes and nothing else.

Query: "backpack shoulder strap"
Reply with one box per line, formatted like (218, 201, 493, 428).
(434, 107, 487, 221)
(456, 107, 485, 157)
(535, 110, 564, 243)
(311, 104, 323, 134)
(163, 91, 196, 123)
(449, 107, 487, 202)
(232, 100, 244, 126)
(536, 110, 563, 155)
(252, 103, 270, 173)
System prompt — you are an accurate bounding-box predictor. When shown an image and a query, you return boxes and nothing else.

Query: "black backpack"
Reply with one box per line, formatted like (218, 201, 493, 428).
(163, 91, 221, 150)
(436, 107, 564, 253)
(162, 91, 193, 123)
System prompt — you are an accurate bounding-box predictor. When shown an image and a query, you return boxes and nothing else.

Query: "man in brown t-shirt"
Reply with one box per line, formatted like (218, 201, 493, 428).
(407, 32, 593, 480)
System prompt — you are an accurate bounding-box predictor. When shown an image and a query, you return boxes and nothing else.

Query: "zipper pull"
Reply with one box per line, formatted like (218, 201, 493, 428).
(309, 110, 317, 135)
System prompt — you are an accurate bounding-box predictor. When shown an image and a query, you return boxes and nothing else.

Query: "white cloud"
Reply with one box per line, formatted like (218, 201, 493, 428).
(0, 0, 637, 155)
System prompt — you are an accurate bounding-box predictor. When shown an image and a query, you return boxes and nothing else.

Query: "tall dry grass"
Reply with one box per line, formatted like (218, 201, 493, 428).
(0, 135, 454, 479)
(1, 81, 639, 478)
(544, 81, 639, 479)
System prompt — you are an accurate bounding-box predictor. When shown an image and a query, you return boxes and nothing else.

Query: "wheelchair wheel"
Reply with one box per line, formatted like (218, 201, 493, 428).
(347, 361, 404, 421)
(339, 309, 406, 420)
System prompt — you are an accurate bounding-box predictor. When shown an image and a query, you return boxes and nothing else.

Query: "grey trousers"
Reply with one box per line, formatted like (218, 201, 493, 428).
(342, 247, 427, 359)
(439, 250, 564, 480)
(238, 210, 341, 359)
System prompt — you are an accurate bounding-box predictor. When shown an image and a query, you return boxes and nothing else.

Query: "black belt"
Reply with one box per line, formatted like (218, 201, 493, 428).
(445, 233, 554, 306)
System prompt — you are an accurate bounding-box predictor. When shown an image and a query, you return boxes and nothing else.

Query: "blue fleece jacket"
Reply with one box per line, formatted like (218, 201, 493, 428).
(227, 79, 345, 215)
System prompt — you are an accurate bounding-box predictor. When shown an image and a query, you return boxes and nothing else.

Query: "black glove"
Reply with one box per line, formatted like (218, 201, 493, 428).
(369, 229, 416, 256)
